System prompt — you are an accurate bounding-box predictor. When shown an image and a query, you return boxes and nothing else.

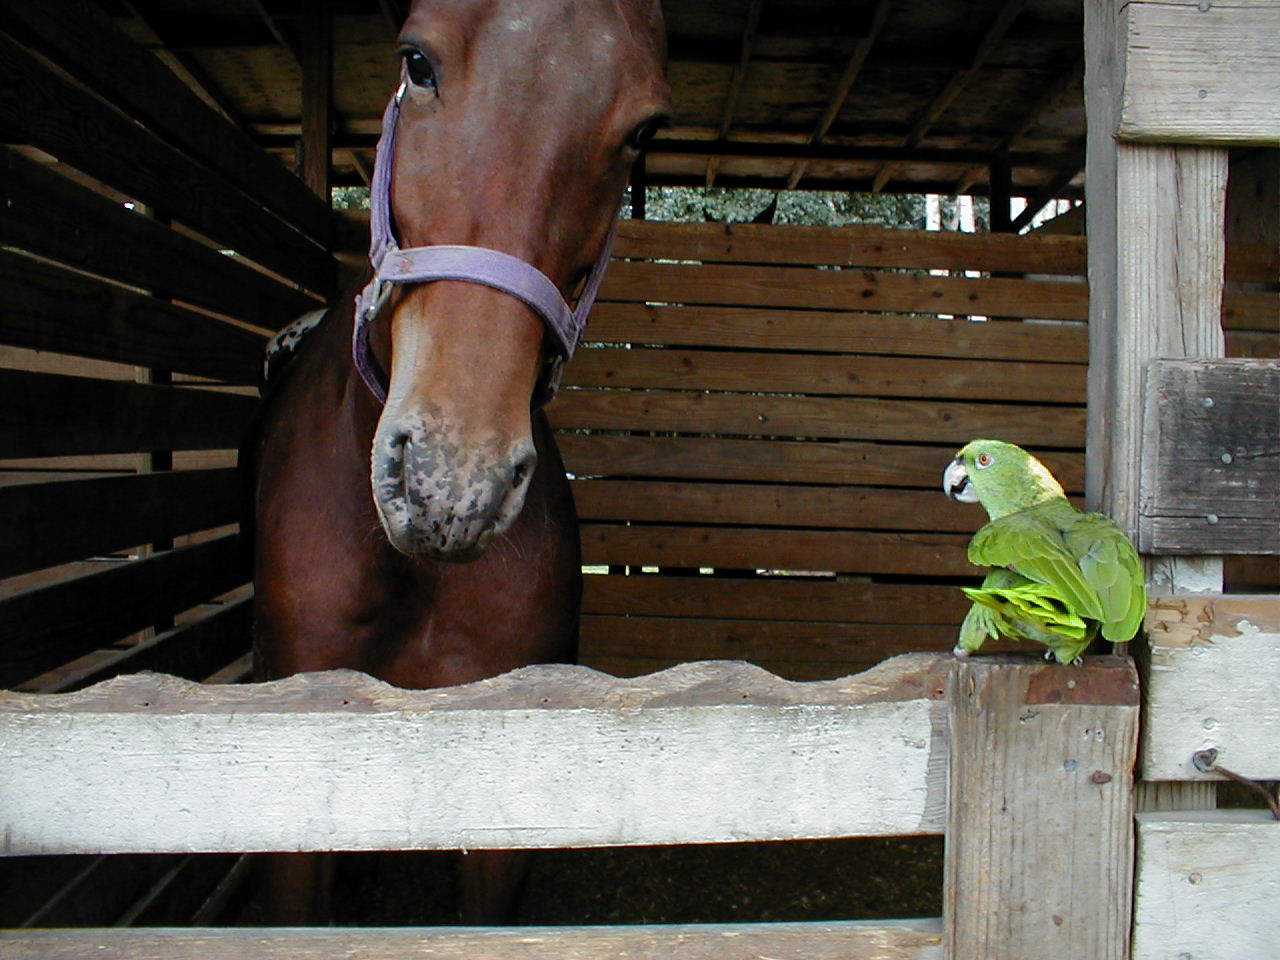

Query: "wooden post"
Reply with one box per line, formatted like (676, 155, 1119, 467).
(987, 158, 1012, 233)
(944, 656, 1140, 960)
(300, 0, 333, 200)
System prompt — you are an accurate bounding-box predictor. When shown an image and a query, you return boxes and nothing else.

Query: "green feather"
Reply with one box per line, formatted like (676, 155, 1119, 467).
(945, 439, 1146, 663)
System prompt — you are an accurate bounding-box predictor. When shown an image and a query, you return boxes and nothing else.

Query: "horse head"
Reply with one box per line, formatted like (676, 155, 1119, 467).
(363, 0, 668, 562)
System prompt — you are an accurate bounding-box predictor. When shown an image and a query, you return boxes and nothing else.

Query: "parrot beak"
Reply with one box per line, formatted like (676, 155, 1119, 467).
(943, 458, 978, 502)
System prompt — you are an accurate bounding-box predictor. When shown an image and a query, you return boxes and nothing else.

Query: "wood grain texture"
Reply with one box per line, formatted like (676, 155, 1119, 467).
(0, 657, 951, 855)
(1139, 359, 1280, 554)
(0, 31, 336, 296)
(1141, 595, 1280, 781)
(944, 656, 1139, 960)
(1132, 810, 1280, 960)
(1118, 0, 1280, 144)
(0, 919, 945, 960)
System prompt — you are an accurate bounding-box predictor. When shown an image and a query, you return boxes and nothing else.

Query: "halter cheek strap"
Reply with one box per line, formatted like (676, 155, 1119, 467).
(353, 76, 618, 407)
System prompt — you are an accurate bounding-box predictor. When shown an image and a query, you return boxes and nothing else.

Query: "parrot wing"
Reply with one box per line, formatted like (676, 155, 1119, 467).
(1063, 512, 1147, 642)
(968, 508, 1105, 622)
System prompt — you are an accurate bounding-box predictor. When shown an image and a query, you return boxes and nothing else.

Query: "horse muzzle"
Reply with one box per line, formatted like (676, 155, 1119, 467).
(370, 407, 537, 561)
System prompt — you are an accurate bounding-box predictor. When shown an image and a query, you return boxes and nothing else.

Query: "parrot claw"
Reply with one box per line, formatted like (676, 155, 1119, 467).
(952, 645, 971, 659)
(1043, 649, 1055, 661)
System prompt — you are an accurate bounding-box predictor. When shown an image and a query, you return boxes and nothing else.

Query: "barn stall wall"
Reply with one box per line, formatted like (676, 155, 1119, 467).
(2, 0, 1279, 955)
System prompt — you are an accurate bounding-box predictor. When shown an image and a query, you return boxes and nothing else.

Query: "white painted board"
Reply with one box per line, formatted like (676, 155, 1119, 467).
(1133, 810, 1280, 960)
(1143, 596, 1280, 781)
(0, 656, 949, 856)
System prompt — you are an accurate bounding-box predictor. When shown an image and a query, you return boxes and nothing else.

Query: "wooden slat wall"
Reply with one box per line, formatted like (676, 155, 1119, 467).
(560, 220, 1274, 679)
(0, 9, 336, 697)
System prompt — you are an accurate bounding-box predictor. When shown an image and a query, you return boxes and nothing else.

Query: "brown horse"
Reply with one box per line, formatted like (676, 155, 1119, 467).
(248, 0, 668, 924)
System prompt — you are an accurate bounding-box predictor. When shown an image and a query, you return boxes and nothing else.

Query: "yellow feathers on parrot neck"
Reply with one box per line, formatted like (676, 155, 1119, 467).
(943, 439, 1147, 665)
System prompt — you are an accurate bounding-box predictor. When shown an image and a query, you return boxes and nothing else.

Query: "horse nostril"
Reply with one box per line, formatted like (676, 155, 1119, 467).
(511, 448, 536, 490)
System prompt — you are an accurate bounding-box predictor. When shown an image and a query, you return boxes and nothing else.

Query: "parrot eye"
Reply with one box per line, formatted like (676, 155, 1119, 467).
(975, 452, 994, 468)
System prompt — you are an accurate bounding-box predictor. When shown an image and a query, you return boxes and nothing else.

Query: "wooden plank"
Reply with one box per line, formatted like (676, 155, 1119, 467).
(550, 390, 1086, 448)
(557, 434, 1086, 491)
(299, 0, 334, 199)
(37, 597, 254, 694)
(614, 218, 1088, 274)
(572, 480, 986, 532)
(1118, 0, 1280, 144)
(580, 524, 973, 577)
(0, 30, 336, 297)
(587, 303, 1090, 362)
(600, 260, 1091, 321)
(1139, 359, 1280, 554)
(1, 148, 318, 324)
(581, 574, 971, 624)
(944, 656, 1139, 960)
(0, 0, 334, 247)
(1141, 595, 1280, 781)
(0, 370, 256, 459)
(0, 919, 946, 960)
(0, 535, 248, 690)
(0, 468, 240, 579)
(0, 250, 265, 384)
(566, 347, 1086, 404)
(1133, 810, 1280, 960)
(0, 657, 951, 853)
(580, 615, 971, 674)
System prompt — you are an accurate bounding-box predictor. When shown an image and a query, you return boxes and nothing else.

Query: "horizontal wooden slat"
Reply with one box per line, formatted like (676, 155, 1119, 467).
(1118, 0, 1280, 145)
(0, 0, 334, 248)
(551, 390, 1086, 448)
(600, 261, 1091, 321)
(1, 149, 318, 324)
(1133, 811, 1280, 960)
(1141, 596, 1280, 781)
(0, 30, 335, 296)
(573, 480, 985, 532)
(582, 574, 970, 623)
(567, 346, 1086, 404)
(38, 597, 254, 694)
(0, 469, 240, 579)
(0, 534, 248, 690)
(0, 658, 951, 854)
(0, 370, 256, 459)
(587, 303, 1090, 362)
(0, 919, 945, 960)
(557, 434, 1087, 490)
(615, 218, 1088, 274)
(581, 615, 964, 670)
(0, 251, 264, 383)
(580, 524, 974, 577)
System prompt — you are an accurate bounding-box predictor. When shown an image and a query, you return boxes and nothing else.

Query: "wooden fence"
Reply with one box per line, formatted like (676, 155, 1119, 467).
(559, 218, 1277, 679)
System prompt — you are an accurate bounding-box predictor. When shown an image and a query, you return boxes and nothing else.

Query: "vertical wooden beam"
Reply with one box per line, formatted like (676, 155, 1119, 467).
(988, 158, 1013, 232)
(944, 657, 1140, 960)
(300, 0, 333, 200)
(630, 151, 647, 220)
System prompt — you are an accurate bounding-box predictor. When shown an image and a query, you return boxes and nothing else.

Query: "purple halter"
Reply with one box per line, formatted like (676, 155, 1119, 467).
(353, 76, 618, 406)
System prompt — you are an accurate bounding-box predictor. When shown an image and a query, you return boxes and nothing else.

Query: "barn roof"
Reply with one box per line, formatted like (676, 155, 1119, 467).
(104, 0, 1086, 212)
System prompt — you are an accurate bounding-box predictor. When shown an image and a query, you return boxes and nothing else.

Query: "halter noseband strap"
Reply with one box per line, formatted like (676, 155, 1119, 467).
(353, 78, 617, 406)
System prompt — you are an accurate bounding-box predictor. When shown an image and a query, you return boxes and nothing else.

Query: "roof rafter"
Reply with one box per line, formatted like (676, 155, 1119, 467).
(705, 0, 765, 188)
(786, 0, 891, 190)
(870, 0, 1027, 193)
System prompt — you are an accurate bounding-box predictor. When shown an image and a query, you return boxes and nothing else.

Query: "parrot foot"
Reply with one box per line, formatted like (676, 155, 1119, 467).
(1043, 649, 1055, 661)
(952, 645, 971, 659)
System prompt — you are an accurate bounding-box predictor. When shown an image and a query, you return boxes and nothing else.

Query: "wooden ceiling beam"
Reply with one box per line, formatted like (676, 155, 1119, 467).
(1009, 162, 1083, 233)
(250, 0, 301, 65)
(706, 0, 765, 188)
(870, 0, 1027, 193)
(786, 0, 891, 190)
(953, 56, 1084, 195)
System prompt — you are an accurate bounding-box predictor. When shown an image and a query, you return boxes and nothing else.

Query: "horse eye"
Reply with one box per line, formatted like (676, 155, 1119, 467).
(402, 49, 437, 91)
(625, 117, 665, 155)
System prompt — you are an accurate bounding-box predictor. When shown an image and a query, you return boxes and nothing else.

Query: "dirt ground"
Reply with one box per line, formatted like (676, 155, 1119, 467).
(326, 837, 944, 926)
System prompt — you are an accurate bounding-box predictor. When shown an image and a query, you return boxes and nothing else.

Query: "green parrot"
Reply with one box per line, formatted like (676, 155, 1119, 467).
(942, 439, 1146, 665)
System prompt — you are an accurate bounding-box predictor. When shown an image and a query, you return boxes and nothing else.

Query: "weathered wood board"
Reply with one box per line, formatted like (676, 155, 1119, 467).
(1117, 0, 1280, 144)
(1132, 810, 1280, 960)
(1140, 359, 1280, 554)
(0, 657, 950, 855)
(1142, 595, 1280, 781)
(944, 656, 1140, 960)
(0, 919, 945, 960)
